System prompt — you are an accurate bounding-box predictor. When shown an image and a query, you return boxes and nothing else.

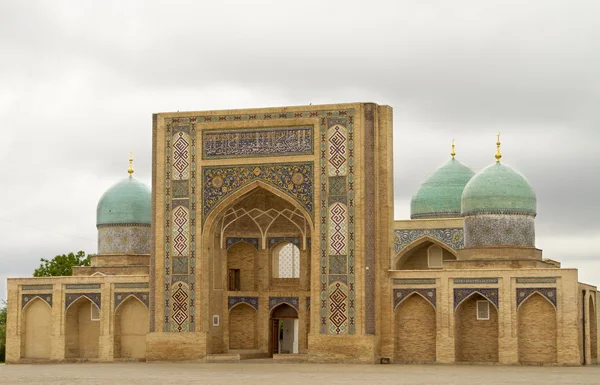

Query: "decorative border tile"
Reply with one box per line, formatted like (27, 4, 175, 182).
(228, 296, 259, 311)
(269, 296, 299, 311)
(65, 284, 101, 290)
(454, 288, 498, 310)
(114, 292, 149, 310)
(226, 237, 259, 250)
(268, 237, 301, 249)
(202, 125, 313, 159)
(392, 278, 436, 286)
(22, 294, 52, 309)
(516, 277, 557, 284)
(517, 288, 557, 309)
(393, 288, 436, 309)
(114, 282, 150, 289)
(65, 293, 101, 310)
(394, 228, 464, 254)
(22, 284, 53, 291)
(454, 278, 499, 285)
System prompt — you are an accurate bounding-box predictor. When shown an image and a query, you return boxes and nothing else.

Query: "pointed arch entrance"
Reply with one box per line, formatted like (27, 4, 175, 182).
(269, 303, 299, 356)
(21, 298, 52, 359)
(65, 297, 100, 359)
(455, 293, 499, 363)
(114, 296, 149, 359)
(394, 293, 436, 362)
(517, 293, 557, 363)
(229, 303, 258, 350)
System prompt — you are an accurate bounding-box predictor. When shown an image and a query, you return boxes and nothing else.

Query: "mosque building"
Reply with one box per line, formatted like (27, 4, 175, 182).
(5, 102, 598, 365)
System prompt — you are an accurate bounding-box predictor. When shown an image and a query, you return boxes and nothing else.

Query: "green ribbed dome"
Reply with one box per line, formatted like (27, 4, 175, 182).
(461, 162, 536, 216)
(96, 176, 151, 226)
(411, 158, 475, 219)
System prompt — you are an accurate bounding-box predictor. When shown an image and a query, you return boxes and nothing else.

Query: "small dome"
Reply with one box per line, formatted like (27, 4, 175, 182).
(411, 158, 475, 219)
(96, 176, 151, 227)
(461, 162, 536, 216)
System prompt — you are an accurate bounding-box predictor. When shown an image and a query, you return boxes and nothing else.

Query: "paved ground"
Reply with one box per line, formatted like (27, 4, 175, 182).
(1, 361, 600, 385)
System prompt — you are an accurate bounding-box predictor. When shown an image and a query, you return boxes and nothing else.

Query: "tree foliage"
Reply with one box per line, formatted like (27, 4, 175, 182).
(33, 250, 92, 277)
(0, 300, 6, 362)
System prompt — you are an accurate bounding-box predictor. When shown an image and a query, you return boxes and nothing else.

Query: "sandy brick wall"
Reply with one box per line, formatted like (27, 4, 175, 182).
(394, 294, 436, 362)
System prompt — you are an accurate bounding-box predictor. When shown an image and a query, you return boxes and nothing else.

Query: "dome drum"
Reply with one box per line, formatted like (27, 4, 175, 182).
(464, 214, 535, 248)
(98, 226, 151, 255)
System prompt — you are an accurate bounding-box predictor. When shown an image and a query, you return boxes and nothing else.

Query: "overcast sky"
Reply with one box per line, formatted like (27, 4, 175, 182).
(1, 0, 599, 302)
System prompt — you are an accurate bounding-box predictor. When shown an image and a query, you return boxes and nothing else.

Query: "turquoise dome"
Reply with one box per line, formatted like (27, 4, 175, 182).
(411, 158, 475, 219)
(461, 162, 536, 216)
(96, 176, 151, 226)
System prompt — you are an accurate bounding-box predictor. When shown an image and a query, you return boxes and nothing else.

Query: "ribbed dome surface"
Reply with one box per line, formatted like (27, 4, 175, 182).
(411, 158, 475, 219)
(461, 162, 536, 216)
(96, 176, 151, 226)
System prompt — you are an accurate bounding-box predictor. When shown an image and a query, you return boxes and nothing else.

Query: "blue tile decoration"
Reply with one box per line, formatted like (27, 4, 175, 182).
(65, 293, 101, 310)
(464, 215, 535, 248)
(394, 228, 463, 254)
(114, 292, 149, 310)
(517, 288, 557, 309)
(392, 278, 436, 285)
(268, 237, 301, 249)
(227, 237, 259, 250)
(516, 277, 557, 284)
(22, 284, 53, 291)
(202, 126, 313, 159)
(114, 282, 149, 289)
(202, 162, 314, 224)
(65, 284, 101, 290)
(454, 288, 498, 310)
(22, 294, 52, 309)
(454, 278, 499, 285)
(393, 289, 436, 309)
(228, 296, 259, 311)
(269, 296, 299, 311)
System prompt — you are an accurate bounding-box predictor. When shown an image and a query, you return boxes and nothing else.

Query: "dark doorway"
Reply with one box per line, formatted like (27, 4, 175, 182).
(269, 304, 299, 356)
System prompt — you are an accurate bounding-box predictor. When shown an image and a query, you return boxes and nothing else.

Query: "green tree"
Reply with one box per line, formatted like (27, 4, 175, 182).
(33, 250, 92, 277)
(0, 300, 6, 362)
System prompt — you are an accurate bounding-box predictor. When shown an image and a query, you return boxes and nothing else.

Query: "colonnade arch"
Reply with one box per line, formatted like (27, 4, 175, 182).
(454, 293, 498, 363)
(114, 296, 149, 359)
(517, 292, 557, 363)
(64, 297, 100, 359)
(394, 293, 436, 362)
(21, 298, 52, 359)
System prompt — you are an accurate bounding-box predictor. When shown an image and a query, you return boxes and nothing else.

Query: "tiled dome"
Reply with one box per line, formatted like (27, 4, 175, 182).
(96, 176, 151, 227)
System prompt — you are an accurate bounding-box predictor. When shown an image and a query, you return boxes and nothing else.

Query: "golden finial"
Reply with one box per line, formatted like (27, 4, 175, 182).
(128, 152, 134, 176)
(495, 133, 502, 162)
(451, 139, 456, 159)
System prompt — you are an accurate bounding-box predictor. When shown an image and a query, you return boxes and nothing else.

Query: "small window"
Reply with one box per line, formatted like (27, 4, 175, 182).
(274, 243, 300, 278)
(90, 304, 100, 321)
(212, 315, 220, 327)
(476, 300, 490, 320)
(427, 245, 443, 268)
(228, 269, 241, 291)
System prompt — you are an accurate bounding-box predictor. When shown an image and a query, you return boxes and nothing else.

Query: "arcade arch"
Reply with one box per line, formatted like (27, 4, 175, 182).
(394, 293, 436, 362)
(517, 293, 557, 363)
(64, 297, 100, 359)
(114, 296, 149, 359)
(21, 298, 52, 359)
(455, 293, 498, 363)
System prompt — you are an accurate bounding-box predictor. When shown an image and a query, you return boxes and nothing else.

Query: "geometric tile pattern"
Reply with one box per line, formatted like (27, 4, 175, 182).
(22, 284, 53, 291)
(164, 122, 196, 333)
(454, 278, 499, 285)
(517, 288, 557, 309)
(114, 282, 150, 289)
(114, 292, 149, 310)
(328, 281, 349, 334)
(454, 288, 499, 310)
(268, 237, 301, 249)
(328, 255, 347, 274)
(227, 237, 260, 250)
(394, 228, 464, 254)
(202, 126, 313, 159)
(228, 296, 259, 311)
(65, 284, 101, 290)
(269, 296, 299, 311)
(22, 294, 52, 309)
(65, 293, 101, 310)
(516, 277, 557, 284)
(202, 162, 314, 224)
(327, 124, 348, 177)
(393, 288, 436, 310)
(392, 278, 437, 285)
(328, 202, 348, 255)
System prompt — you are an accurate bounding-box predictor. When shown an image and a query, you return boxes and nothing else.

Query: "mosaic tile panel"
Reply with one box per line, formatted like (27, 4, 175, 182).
(114, 292, 149, 310)
(65, 293, 101, 310)
(328, 281, 349, 334)
(164, 122, 196, 333)
(394, 228, 464, 254)
(328, 255, 347, 274)
(517, 288, 557, 309)
(454, 278, 499, 285)
(268, 237, 300, 249)
(454, 288, 499, 310)
(392, 278, 436, 285)
(393, 288, 436, 310)
(227, 237, 260, 250)
(228, 296, 259, 311)
(363, 105, 376, 335)
(22, 284, 53, 291)
(22, 294, 52, 309)
(516, 277, 557, 284)
(328, 202, 348, 255)
(65, 284, 101, 290)
(202, 162, 313, 223)
(202, 126, 313, 159)
(269, 296, 299, 311)
(114, 282, 149, 289)
(464, 214, 535, 248)
(98, 226, 151, 255)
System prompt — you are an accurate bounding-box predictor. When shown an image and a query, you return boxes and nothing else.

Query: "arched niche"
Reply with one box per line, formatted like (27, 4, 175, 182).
(65, 297, 100, 359)
(114, 296, 149, 359)
(590, 295, 598, 362)
(395, 237, 457, 270)
(394, 293, 436, 362)
(517, 292, 557, 364)
(455, 293, 498, 363)
(21, 298, 52, 359)
(228, 303, 258, 350)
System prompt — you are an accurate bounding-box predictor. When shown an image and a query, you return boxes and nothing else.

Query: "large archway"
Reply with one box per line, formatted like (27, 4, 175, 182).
(21, 298, 52, 359)
(229, 303, 258, 350)
(395, 238, 457, 270)
(270, 303, 299, 356)
(590, 296, 597, 362)
(65, 297, 100, 359)
(518, 293, 557, 364)
(394, 294, 436, 362)
(114, 296, 149, 359)
(455, 293, 498, 363)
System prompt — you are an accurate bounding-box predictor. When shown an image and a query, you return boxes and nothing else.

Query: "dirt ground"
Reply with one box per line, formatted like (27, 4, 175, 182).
(1, 361, 600, 385)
